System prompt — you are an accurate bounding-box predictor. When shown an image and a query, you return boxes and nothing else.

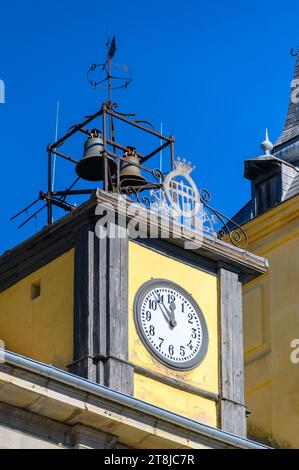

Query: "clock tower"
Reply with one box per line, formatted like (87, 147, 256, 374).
(0, 125, 267, 447)
(58, 185, 266, 437)
(0, 42, 268, 448)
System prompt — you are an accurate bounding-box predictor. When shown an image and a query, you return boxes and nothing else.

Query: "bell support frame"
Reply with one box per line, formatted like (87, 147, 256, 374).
(43, 100, 175, 225)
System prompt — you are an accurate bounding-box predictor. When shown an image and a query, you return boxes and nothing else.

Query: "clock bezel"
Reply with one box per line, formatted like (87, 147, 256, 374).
(133, 278, 209, 371)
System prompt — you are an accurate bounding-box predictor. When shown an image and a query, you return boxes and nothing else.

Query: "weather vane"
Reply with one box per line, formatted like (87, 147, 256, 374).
(87, 36, 132, 100)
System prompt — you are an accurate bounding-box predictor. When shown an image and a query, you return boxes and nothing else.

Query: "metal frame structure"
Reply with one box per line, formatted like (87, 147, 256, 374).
(43, 99, 173, 225)
(11, 98, 173, 228)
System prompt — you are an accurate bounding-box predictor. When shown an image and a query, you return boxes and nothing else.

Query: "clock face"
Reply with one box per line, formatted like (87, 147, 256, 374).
(134, 279, 208, 370)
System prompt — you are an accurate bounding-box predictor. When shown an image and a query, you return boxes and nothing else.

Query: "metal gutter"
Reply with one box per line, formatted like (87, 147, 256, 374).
(2, 350, 269, 449)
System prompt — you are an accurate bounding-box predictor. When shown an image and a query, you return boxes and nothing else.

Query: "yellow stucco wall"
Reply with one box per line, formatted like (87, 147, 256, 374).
(243, 196, 299, 448)
(134, 374, 217, 426)
(128, 241, 218, 426)
(0, 249, 74, 369)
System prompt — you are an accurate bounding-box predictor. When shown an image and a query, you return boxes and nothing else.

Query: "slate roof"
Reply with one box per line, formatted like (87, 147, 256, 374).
(274, 51, 299, 149)
(229, 200, 255, 227)
(285, 172, 299, 200)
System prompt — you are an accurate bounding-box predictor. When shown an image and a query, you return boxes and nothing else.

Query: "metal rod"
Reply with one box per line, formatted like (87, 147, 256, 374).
(120, 183, 161, 191)
(106, 109, 173, 141)
(105, 149, 162, 175)
(106, 100, 117, 186)
(57, 176, 81, 202)
(102, 108, 108, 192)
(18, 204, 47, 229)
(49, 108, 103, 150)
(170, 138, 175, 171)
(159, 122, 163, 176)
(47, 149, 52, 225)
(105, 138, 145, 160)
(50, 148, 79, 165)
(10, 197, 41, 221)
(51, 189, 94, 196)
(116, 155, 120, 192)
(52, 100, 60, 190)
(78, 127, 91, 136)
(51, 138, 146, 167)
(107, 55, 112, 102)
(140, 140, 170, 164)
(104, 153, 109, 192)
(50, 199, 76, 212)
(64, 176, 81, 193)
(109, 112, 116, 155)
(102, 105, 107, 151)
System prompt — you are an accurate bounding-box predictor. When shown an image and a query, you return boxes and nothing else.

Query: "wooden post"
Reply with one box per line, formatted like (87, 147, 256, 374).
(103, 229, 133, 394)
(70, 219, 133, 396)
(218, 265, 246, 437)
(71, 224, 97, 381)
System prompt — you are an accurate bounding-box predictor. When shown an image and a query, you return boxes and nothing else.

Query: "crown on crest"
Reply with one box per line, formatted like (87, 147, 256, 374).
(174, 157, 196, 175)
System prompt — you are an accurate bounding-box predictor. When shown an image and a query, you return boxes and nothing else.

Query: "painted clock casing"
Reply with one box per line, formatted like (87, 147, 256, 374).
(133, 279, 209, 370)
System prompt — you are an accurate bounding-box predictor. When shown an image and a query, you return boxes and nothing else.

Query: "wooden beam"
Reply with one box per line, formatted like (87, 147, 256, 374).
(218, 266, 246, 437)
(70, 220, 133, 395)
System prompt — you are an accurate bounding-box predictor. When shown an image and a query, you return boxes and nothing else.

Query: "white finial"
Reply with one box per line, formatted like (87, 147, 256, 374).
(260, 128, 274, 156)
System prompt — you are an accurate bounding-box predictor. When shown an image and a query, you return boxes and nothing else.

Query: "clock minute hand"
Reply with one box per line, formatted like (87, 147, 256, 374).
(153, 291, 177, 328)
(152, 291, 171, 326)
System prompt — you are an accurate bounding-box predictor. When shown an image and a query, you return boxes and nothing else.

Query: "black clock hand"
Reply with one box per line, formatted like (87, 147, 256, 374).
(152, 291, 171, 325)
(153, 291, 177, 328)
(169, 300, 177, 327)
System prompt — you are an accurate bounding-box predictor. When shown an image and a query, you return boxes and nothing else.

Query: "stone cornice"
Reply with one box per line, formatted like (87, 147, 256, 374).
(0, 190, 267, 292)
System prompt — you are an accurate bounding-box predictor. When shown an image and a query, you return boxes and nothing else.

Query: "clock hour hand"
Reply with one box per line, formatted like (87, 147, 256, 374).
(153, 291, 177, 328)
(152, 291, 170, 325)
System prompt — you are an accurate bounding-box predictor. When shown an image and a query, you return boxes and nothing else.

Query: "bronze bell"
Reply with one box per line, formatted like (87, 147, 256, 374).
(76, 135, 116, 182)
(120, 147, 147, 187)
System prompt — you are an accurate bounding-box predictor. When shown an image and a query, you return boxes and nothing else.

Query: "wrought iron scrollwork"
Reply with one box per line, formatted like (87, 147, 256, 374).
(151, 168, 163, 181)
(199, 188, 211, 203)
(199, 189, 248, 248)
(119, 178, 248, 249)
(119, 182, 155, 207)
(119, 167, 163, 206)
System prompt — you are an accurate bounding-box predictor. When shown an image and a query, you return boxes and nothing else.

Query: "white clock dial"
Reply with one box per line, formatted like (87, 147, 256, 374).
(134, 279, 208, 370)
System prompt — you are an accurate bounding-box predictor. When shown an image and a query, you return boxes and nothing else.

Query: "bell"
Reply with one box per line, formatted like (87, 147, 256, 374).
(120, 147, 147, 187)
(76, 135, 116, 181)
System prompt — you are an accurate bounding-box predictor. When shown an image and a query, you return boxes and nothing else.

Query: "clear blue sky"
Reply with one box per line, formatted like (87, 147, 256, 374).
(0, 0, 298, 252)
